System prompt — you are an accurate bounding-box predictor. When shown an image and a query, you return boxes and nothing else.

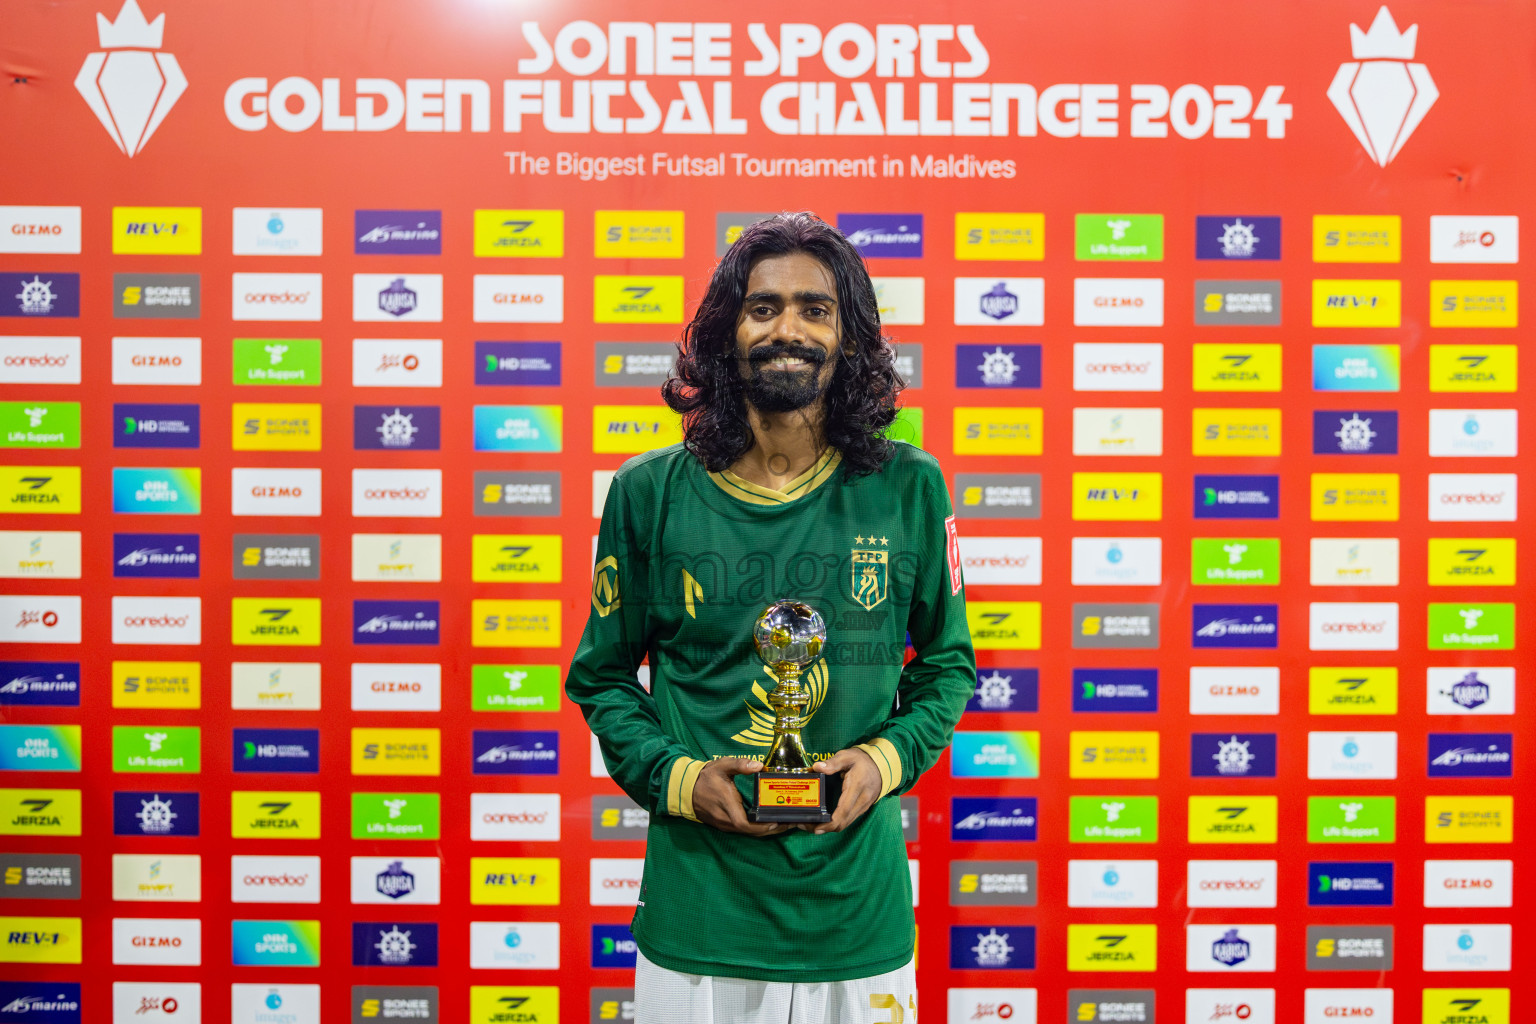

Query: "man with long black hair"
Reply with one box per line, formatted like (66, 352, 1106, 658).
(567, 211, 975, 1022)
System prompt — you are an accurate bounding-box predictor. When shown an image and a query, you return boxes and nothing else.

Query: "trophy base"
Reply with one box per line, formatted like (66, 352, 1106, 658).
(750, 771, 832, 824)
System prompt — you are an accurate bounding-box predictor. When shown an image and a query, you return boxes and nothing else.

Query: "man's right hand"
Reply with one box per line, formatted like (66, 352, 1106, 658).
(691, 757, 792, 836)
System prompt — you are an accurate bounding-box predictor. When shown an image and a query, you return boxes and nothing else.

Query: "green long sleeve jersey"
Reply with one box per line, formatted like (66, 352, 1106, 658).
(567, 441, 976, 982)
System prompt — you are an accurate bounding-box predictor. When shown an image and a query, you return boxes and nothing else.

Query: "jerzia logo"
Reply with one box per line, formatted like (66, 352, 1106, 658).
(76, 0, 187, 157)
(1328, 7, 1437, 166)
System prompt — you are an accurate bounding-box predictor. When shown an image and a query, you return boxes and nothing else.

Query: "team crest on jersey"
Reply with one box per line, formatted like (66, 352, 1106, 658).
(851, 541, 889, 610)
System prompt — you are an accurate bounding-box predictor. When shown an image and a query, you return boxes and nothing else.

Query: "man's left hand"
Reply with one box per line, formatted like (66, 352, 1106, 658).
(804, 747, 883, 834)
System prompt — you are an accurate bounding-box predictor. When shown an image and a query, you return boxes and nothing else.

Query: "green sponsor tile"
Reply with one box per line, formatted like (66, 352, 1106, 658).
(1068, 795, 1158, 842)
(1307, 795, 1395, 843)
(472, 664, 561, 712)
(112, 725, 200, 773)
(1075, 214, 1164, 261)
(351, 792, 440, 840)
(232, 339, 322, 386)
(1191, 538, 1280, 585)
(0, 401, 80, 449)
(1428, 603, 1514, 650)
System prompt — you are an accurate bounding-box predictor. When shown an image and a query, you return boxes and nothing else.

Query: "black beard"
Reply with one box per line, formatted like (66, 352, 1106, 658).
(741, 345, 829, 413)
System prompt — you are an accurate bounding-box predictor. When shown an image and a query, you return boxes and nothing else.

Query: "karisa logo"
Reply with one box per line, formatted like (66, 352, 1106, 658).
(76, 0, 187, 157)
(1327, 7, 1438, 166)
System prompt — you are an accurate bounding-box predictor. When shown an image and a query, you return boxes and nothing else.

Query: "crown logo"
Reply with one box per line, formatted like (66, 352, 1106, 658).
(75, 0, 186, 157)
(97, 0, 164, 49)
(1327, 6, 1437, 167)
(1349, 7, 1416, 60)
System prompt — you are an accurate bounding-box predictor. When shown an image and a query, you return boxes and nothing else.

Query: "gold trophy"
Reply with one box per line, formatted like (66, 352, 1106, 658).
(749, 599, 833, 824)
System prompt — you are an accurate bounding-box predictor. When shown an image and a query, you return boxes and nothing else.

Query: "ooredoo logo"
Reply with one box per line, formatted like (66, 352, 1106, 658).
(232, 274, 323, 322)
(352, 469, 442, 518)
(76, 0, 187, 158)
(111, 596, 200, 645)
(229, 855, 321, 903)
(469, 792, 561, 841)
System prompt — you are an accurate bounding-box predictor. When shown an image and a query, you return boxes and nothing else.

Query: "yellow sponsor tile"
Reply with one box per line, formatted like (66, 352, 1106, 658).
(953, 408, 1044, 456)
(231, 790, 321, 839)
(232, 403, 322, 451)
(1191, 408, 1281, 456)
(1308, 667, 1398, 715)
(0, 916, 81, 963)
(1425, 795, 1512, 843)
(469, 857, 561, 905)
(112, 206, 202, 255)
(1427, 537, 1514, 586)
(0, 466, 81, 514)
(473, 209, 564, 257)
(1188, 795, 1279, 843)
(1428, 344, 1517, 392)
(231, 597, 322, 646)
(1422, 989, 1508, 1024)
(472, 599, 562, 648)
(1191, 344, 1282, 392)
(593, 275, 685, 324)
(0, 789, 81, 836)
(965, 601, 1041, 650)
(471, 987, 559, 1024)
(1311, 279, 1401, 327)
(1071, 473, 1163, 521)
(954, 213, 1044, 260)
(1065, 923, 1156, 971)
(1069, 731, 1159, 779)
(1430, 280, 1517, 328)
(594, 210, 684, 258)
(112, 661, 201, 709)
(1310, 473, 1400, 521)
(1313, 215, 1401, 262)
(471, 535, 562, 583)
(592, 405, 683, 454)
(351, 728, 441, 776)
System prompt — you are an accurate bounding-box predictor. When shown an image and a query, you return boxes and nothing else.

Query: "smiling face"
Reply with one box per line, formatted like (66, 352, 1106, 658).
(734, 251, 842, 414)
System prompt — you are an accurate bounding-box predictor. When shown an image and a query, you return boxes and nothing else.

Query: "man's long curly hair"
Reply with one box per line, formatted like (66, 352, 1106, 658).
(661, 212, 903, 478)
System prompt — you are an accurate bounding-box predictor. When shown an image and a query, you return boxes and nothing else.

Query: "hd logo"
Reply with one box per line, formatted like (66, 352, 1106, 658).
(473, 209, 564, 257)
(231, 598, 321, 646)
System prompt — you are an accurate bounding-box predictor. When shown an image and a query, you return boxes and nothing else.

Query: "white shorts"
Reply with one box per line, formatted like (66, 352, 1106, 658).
(635, 949, 917, 1024)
